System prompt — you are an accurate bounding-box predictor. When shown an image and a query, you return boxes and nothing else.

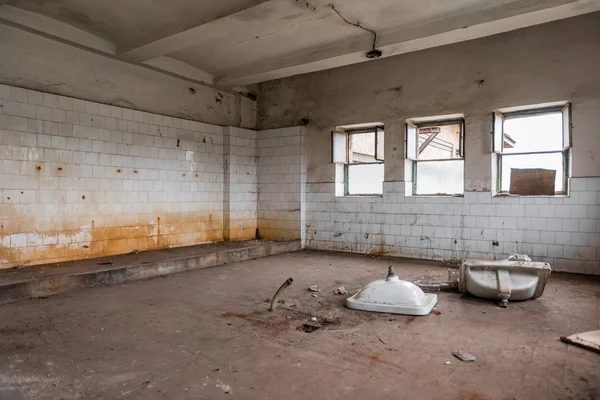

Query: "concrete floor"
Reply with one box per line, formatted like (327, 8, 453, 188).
(1, 250, 599, 400)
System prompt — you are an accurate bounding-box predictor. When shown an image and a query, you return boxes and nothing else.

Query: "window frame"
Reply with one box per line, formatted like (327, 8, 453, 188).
(332, 125, 384, 196)
(492, 103, 571, 196)
(405, 117, 465, 196)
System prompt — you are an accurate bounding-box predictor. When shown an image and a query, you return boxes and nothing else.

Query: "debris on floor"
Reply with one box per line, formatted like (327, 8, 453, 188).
(298, 323, 320, 333)
(308, 285, 320, 292)
(334, 286, 348, 295)
(216, 381, 232, 395)
(269, 277, 294, 311)
(452, 350, 476, 362)
(444, 361, 451, 365)
(311, 294, 318, 298)
(413, 271, 458, 292)
(560, 330, 600, 354)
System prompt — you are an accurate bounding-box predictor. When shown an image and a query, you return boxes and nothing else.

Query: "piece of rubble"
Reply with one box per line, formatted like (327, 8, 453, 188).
(308, 285, 320, 292)
(444, 361, 451, 365)
(561, 330, 600, 354)
(311, 294, 318, 298)
(452, 350, 476, 362)
(334, 286, 348, 295)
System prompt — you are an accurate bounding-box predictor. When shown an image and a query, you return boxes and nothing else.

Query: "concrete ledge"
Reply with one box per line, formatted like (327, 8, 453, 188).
(0, 240, 301, 305)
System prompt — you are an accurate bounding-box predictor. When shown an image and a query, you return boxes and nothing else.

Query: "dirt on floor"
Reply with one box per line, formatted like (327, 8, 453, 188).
(0, 250, 599, 399)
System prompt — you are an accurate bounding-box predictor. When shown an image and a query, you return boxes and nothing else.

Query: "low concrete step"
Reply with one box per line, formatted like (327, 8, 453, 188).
(0, 240, 301, 304)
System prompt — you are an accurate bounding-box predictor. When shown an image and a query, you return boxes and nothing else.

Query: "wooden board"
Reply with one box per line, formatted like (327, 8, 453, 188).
(509, 168, 556, 195)
(560, 330, 600, 354)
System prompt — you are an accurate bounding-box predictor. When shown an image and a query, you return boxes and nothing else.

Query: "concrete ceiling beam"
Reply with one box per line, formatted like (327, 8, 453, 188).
(142, 56, 214, 85)
(116, 0, 279, 63)
(0, 5, 116, 53)
(0, 5, 215, 87)
(215, 0, 600, 87)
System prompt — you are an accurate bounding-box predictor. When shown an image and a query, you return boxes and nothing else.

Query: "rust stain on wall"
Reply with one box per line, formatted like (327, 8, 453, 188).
(227, 218, 258, 241)
(0, 206, 224, 269)
(256, 224, 300, 241)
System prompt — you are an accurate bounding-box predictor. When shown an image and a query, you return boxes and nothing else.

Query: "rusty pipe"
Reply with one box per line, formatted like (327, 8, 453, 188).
(269, 278, 294, 311)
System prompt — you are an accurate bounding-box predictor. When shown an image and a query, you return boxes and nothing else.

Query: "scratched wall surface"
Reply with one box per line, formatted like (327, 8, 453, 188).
(0, 84, 225, 268)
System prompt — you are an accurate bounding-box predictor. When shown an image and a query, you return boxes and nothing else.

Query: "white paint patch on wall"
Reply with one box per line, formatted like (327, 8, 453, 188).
(0, 225, 92, 266)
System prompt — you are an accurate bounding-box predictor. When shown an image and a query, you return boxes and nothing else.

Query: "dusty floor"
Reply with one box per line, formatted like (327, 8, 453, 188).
(0, 250, 599, 400)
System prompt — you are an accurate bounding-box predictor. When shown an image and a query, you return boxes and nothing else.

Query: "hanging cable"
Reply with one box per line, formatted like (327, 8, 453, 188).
(329, 3, 381, 58)
(295, 0, 316, 10)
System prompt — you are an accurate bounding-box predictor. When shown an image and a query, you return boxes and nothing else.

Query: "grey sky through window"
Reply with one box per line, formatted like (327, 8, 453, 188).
(501, 112, 564, 192)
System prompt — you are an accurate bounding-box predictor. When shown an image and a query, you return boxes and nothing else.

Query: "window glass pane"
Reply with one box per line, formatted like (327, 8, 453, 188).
(406, 124, 417, 160)
(493, 112, 504, 153)
(418, 123, 462, 160)
(503, 112, 562, 153)
(500, 152, 564, 193)
(332, 131, 347, 163)
(376, 130, 384, 160)
(348, 163, 384, 195)
(562, 104, 571, 149)
(416, 160, 464, 195)
(349, 132, 376, 163)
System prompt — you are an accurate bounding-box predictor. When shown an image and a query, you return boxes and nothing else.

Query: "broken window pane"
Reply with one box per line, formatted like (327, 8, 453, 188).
(500, 152, 564, 193)
(418, 123, 462, 160)
(416, 160, 464, 195)
(347, 163, 384, 195)
(503, 112, 563, 153)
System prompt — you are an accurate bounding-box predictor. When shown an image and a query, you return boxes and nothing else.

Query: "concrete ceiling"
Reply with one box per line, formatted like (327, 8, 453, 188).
(1, 0, 599, 88)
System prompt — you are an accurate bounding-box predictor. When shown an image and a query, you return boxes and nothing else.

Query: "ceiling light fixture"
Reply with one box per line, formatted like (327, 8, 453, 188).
(366, 49, 382, 59)
(329, 3, 382, 59)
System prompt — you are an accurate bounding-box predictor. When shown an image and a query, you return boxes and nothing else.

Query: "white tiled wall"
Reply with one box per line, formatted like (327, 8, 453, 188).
(304, 179, 600, 275)
(0, 84, 308, 268)
(257, 127, 306, 240)
(0, 84, 225, 267)
(1, 82, 598, 275)
(224, 127, 257, 240)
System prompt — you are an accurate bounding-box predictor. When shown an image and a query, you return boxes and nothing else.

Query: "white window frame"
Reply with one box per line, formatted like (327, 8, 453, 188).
(332, 125, 384, 196)
(492, 102, 571, 196)
(405, 116, 465, 196)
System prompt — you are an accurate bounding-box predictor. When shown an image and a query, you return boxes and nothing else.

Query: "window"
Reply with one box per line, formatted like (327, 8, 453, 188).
(492, 102, 571, 196)
(332, 123, 384, 196)
(405, 115, 465, 195)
